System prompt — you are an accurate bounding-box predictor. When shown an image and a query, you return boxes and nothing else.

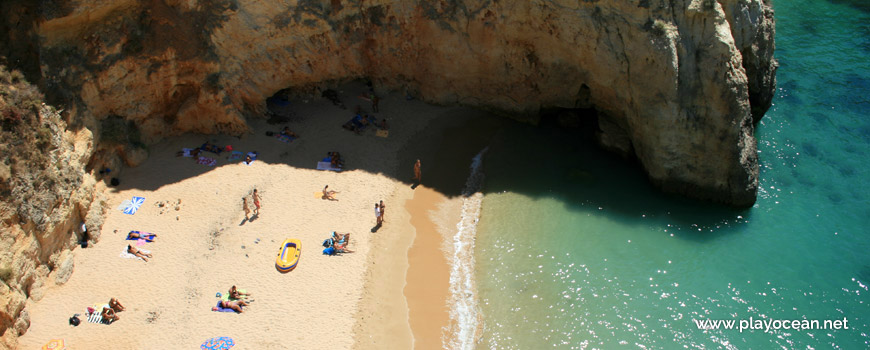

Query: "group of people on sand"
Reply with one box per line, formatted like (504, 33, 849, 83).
(242, 189, 261, 220)
(323, 232, 354, 255)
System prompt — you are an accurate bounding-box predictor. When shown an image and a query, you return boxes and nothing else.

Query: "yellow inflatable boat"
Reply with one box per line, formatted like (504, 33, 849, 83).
(276, 238, 301, 272)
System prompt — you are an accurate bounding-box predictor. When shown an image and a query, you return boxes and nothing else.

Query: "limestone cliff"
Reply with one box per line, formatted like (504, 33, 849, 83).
(0, 0, 775, 346)
(19, 0, 774, 206)
(0, 66, 106, 349)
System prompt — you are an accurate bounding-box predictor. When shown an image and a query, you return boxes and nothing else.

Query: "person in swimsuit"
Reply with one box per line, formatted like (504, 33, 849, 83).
(280, 126, 298, 138)
(229, 285, 252, 300)
(101, 306, 120, 322)
(379, 200, 386, 222)
(242, 197, 250, 219)
(252, 189, 261, 215)
(127, 231, 156, 242)
(375, 203, 382, 226)
(220, 299, 248, 313)
(127, 245, 152, 262)
(413, 159, 422, 183)
(109, 298, 125, 312)
(322, 185, 338, 201)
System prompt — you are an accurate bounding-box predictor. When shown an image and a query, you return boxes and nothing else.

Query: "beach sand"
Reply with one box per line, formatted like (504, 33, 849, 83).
(14, 82, 506, 350)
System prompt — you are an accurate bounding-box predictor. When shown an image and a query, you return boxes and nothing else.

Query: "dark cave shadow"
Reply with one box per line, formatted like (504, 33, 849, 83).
(107, 82, 748, 244)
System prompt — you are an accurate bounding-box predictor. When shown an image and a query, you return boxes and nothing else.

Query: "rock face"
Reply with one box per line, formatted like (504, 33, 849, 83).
(0, 66, 105, 349)
(21, 0, 775, 206)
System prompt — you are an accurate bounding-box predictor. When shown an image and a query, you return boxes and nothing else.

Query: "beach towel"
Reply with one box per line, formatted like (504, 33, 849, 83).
(87, 304, 110, 324)
(122, 197, 145, 215)
(212, 300, 237, 313)
(376, 130, 389, 138)
(276, 134, 296, 143)
(200, 143, 223, 154)
(243, 152, 258, 165)
(197, 156, 217, 167)
(180, 148, 196, 157)
(316, 161, 342, 172)
(323, 247, 337, 255)
(117, 200, 132, 211)
(119, 248, 149, 261)
(87, 311, 104, 324)
(126, 231, 156, 242)
(227, 151, 243, 161)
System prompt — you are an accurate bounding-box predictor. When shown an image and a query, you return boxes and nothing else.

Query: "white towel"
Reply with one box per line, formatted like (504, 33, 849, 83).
(120, 248, 149, 261)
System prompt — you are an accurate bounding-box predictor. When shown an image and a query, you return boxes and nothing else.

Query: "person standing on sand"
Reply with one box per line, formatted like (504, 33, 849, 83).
(242, 197, 250, 219)
(371, 93, 379, 113)
(252, 189, 261, 215)
(413, 159, 422, 184)
(379, 200, 386, 223)
(375, 203, 382, 226)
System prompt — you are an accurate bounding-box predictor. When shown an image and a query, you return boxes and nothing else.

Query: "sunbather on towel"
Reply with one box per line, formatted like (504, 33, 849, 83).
(280, 127, 298, 138)
(229, 285, 252, 300)
(322, 185, 338, 201)
(102, 306, 120, 322)
(176, 148, 201, 158)
(200, 141, 222, 154)
(220, 299, 248, 313)
(128, 231, 156, 242)
(127, 245, 152, 262)
(109, 298, 125, 312)
(335, 242, 354, 253)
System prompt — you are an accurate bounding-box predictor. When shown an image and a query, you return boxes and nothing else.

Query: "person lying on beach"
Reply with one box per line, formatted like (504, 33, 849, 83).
(101, 306, 120, 322)
(109, 298, 125, 312)
(280, 126, 299, 138)
(176, 148, 201, 158)
(229, 285, 252, 300)
(322, 185, 339, 201)
(127, 245, 153, 262)
(342, 114, 370, 134)
(127, 231, 156, 242)
(200, 141, 222, 154)
(219, 299, 248, 313)
(334, 242, 354, 253)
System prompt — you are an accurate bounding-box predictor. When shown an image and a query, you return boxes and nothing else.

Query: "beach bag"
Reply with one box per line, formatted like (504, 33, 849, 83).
(322, 238, 333, 248)
(323, 247, 336, 255)
(69, 315, 80, 326)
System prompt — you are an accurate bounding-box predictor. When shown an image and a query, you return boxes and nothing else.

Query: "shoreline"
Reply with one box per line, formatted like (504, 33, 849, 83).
(405, 186, 453, 349)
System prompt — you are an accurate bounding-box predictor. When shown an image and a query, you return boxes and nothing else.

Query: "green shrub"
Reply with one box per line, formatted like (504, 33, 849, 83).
(652, 19, 672, 37)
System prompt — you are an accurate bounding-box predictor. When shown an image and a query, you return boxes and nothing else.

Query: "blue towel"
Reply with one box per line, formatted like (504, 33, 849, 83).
(213, 301, 236, 313)
(323, 247, 336, 255)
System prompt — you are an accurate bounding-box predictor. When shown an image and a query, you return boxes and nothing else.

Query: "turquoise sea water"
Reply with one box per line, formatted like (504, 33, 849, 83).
(471, 1, 870, 349)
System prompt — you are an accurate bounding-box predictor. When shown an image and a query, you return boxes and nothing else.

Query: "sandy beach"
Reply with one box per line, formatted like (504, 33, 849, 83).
(15, 83, 500, 350)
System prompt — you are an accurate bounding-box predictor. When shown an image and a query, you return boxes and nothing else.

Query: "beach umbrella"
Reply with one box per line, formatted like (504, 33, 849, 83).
(201, 336, 234, 350)
(42, 339, 66, 350)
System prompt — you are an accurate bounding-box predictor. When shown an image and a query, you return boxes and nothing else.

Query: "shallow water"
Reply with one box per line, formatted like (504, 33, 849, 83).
(469, 0, 870, 348)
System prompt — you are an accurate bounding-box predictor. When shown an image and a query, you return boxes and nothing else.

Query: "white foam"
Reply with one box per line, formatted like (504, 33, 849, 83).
(445, 147, 488, 350)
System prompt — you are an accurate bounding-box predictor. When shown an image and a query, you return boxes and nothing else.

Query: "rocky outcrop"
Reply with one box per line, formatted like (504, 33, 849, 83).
(21, 0, 774, 206)
(0, 66, 105, 349)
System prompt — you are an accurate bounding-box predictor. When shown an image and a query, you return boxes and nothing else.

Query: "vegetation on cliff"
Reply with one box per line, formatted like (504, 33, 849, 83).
(0, 65, 100, 347)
